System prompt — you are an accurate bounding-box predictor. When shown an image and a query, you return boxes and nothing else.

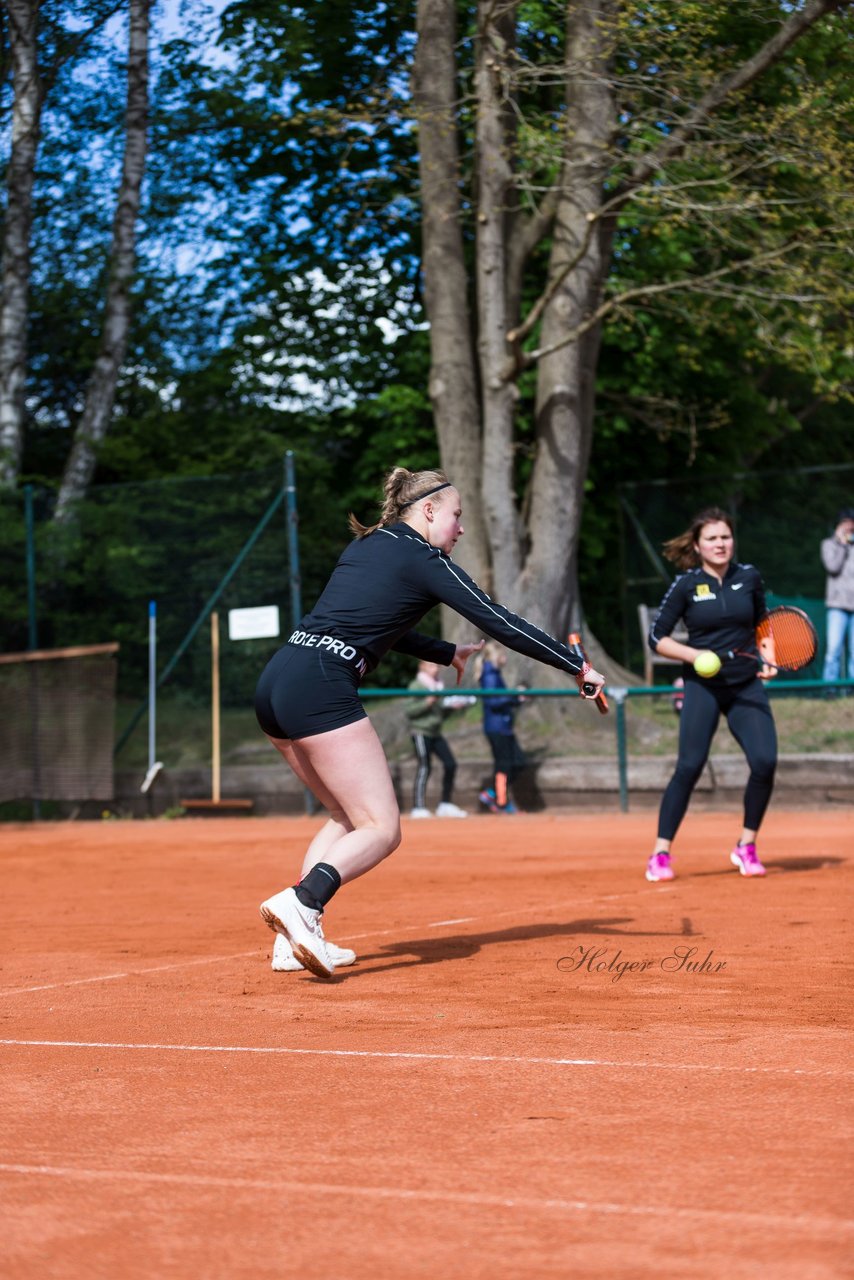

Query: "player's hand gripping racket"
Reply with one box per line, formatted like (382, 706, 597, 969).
(567, 632, 609, 714)
(725, 605, 818, 676)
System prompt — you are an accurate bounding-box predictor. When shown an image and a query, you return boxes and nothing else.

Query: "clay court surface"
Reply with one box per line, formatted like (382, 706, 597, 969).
(1, 809, 851, 1279)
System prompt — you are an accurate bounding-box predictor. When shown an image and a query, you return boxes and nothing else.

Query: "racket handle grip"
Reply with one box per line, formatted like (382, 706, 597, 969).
(582, 683, 610, 715)
(570, 632, 610, 715)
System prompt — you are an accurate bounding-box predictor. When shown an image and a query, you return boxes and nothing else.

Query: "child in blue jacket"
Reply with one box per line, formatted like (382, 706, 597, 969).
(476, 642, 528, 813)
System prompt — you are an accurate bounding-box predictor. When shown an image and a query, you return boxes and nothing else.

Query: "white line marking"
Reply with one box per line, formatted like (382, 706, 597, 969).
(338, 902, 550, 943)
(0, 1162, 849, 1234)
(0, 902, 591, 995)
(0, 952, 259, 996)
(596, 892, 646, 902)
(8, 972, 130, 994)
(0, 878, 792, 997)
(0, 1039, 848, 1078)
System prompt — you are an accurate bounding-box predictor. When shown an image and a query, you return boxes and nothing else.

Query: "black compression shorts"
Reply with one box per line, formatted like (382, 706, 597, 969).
(254, 638, 368, 740)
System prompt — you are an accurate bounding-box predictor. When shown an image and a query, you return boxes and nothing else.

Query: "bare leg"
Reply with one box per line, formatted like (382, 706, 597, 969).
(270, 718, 401, 884)
(267, 736, 354, 876)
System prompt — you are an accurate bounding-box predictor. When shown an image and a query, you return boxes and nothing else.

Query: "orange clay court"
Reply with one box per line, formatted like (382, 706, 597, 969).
(1, 808, 851, 1279)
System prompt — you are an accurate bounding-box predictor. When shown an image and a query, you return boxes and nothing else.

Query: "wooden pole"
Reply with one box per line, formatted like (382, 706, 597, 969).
(211, 610, 221, 803)
(179, 610, 252, 814)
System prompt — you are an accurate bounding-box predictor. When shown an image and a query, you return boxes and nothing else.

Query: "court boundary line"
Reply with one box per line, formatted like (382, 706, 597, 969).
(1, 1038, 849, 1078)
(0, 1161, 850, 1235)
(0, 896, 648, 997)
(0, 951, 261, 996)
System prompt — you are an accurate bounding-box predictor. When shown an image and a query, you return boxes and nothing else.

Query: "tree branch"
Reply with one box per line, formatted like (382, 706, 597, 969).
(616, 0, 850, 204)
(40, 1, 126, 92)
(505, 238, 806, 377)
(506, 185, 626, 348)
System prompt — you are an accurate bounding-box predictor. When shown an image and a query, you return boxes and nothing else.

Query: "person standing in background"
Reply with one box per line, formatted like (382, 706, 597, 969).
(406, 659, 474, 817)
(820, 508, 854, 691)
(476, 642, 529, 814)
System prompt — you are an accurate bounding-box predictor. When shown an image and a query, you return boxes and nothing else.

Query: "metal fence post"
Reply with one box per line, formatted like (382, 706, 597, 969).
(610, 687, 629, 813)
(285, 451, 302, 630)
(24, 485, 41, 819)
(284, 451, 315, 815)
(24, 484, 38, 650)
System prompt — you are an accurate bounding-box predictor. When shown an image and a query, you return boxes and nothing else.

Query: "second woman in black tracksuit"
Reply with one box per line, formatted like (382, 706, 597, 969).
(254, 466, 606, 978)
(645, 506, 777, 883)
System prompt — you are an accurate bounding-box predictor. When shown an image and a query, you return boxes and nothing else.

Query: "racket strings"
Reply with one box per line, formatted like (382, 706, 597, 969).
(757, 611, 817, 669)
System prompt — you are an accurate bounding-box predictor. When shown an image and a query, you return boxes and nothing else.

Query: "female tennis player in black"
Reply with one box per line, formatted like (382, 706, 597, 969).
(255, 466, 606, 977)
(645, 507, 777, 883)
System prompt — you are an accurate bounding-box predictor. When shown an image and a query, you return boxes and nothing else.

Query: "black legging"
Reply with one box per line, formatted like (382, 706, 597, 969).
(486, 733, 527, 804)
(411, 733, 457, 809)
(658, 677, 777, 841)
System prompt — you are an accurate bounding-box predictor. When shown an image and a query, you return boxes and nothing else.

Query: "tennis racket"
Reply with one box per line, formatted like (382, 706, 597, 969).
(567, 632, 609, 714)
(725, 605, 818, 675)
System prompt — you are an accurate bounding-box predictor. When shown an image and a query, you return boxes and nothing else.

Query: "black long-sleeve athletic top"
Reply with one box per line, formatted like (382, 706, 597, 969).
(648, 562, 769, 687)
(299, 522, 586, 678)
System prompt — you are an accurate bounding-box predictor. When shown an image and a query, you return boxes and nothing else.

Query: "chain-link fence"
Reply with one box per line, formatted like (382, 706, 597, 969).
(2, 459, 851, 812)
(0, 466, 306, 771)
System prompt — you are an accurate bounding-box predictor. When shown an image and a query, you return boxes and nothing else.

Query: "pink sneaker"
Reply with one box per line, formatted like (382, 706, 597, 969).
(645, 851, 674, 882)
(730, 842, 766, 877)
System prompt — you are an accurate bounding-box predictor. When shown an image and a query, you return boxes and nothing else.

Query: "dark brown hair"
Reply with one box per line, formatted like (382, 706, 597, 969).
(662, 506, 734, 571)
(348, 467, 451, 538)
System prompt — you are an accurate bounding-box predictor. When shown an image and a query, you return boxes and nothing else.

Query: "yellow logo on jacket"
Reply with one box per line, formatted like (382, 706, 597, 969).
(692, 583, 716, 602)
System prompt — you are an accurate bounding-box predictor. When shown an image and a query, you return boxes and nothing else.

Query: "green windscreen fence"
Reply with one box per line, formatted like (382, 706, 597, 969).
(0, 646, 118, 802)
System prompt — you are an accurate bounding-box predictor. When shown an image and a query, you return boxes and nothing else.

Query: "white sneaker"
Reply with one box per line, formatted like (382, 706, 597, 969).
(410, 807, 432, 818)
(272, 933, 356, 972)
(259, 887, 335, 979)
(435, 802, 468, 818)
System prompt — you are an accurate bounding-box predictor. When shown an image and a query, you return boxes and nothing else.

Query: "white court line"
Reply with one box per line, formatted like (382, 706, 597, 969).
(0, 1039, 849, 1078)
(0, 1162, 849, 1234)
(0, 897, 629, 996)
(0, 951, 259, 996)
(338, 895, 641, 943)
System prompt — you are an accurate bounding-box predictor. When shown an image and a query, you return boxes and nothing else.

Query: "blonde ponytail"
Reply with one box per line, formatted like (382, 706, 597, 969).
(348, 467, 450, 538)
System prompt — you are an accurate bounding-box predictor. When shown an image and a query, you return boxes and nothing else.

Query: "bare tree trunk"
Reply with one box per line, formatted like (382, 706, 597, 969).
(0, 0, 42, 489)
(54, 0, 150, 518)
(515, 0, 618, 642)
(475, 0, 522, 595)
(413, 0, 845, 668)
(413, 0, 490, 596)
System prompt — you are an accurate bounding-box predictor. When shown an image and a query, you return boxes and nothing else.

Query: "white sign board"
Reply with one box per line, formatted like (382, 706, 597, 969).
(228, 605, 281, 641)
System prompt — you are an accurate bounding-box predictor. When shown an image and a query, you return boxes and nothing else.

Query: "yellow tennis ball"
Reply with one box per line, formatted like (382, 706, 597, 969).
(693, 650, 721, 678)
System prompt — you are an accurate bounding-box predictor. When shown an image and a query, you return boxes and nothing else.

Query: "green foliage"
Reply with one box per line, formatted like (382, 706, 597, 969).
(4, 0, 851, 682)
